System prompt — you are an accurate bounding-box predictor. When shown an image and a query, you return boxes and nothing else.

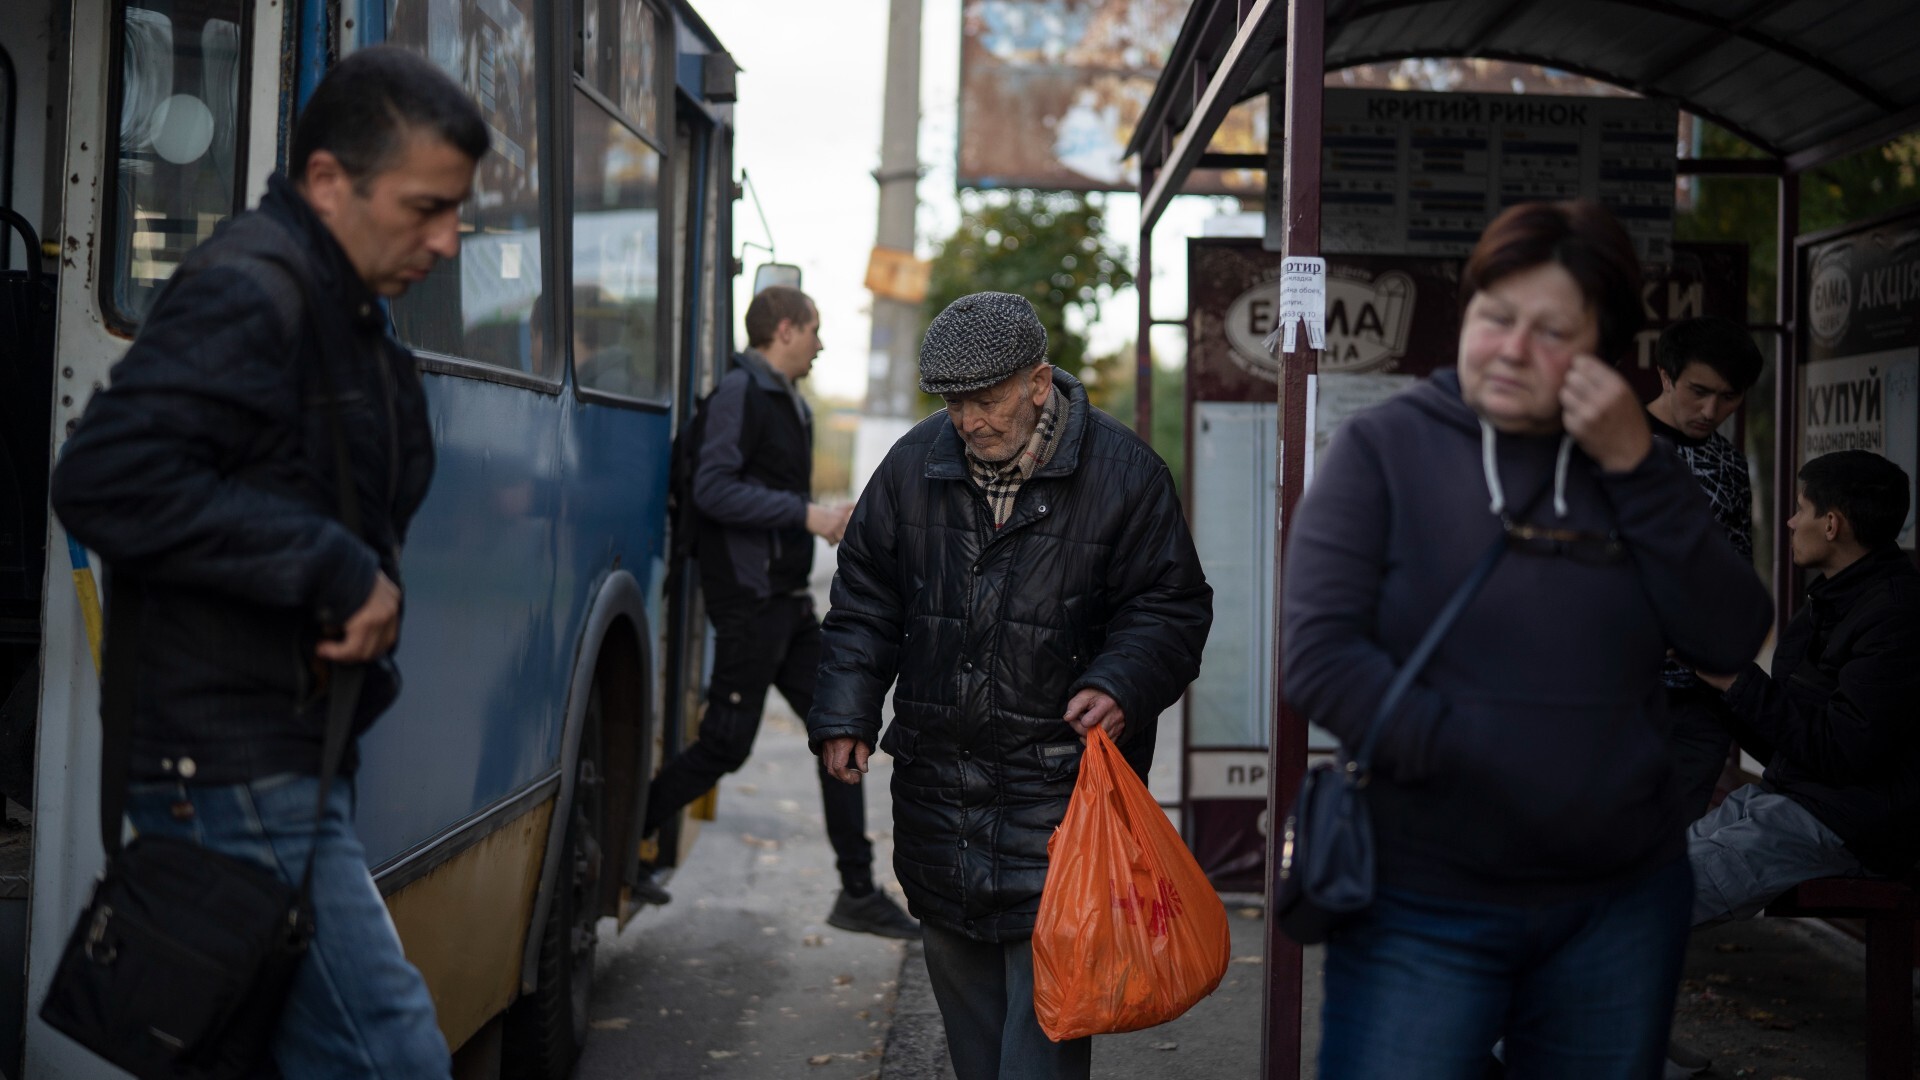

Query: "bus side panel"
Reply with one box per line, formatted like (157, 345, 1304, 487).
(559, 397, 672, 870)
(355, 372, 569, 865)
(386, 796, 553, 1052)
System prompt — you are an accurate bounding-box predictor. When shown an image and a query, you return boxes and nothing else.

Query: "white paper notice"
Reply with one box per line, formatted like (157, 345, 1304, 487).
(1278, 256, 1327, 353)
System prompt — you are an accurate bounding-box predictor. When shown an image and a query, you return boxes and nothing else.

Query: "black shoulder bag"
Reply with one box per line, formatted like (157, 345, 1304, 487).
(1274, 502, 1529, 945)
(40, 250, 369, 1078)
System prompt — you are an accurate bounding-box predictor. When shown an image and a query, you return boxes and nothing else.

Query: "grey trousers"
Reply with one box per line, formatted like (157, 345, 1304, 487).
(1688, 784, 1863, 928)
(920, 922, 1092, 1080)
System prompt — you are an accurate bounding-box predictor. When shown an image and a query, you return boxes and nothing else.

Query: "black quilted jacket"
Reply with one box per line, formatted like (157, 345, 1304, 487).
(51, 175, 434, 782)
(808, 369, 1211, 942)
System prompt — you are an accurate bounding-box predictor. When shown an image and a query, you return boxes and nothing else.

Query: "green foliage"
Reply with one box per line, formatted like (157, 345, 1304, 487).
(1092, 347, 1186, 495)
(922, 189, 1134, 410)
(1677, 123, 1920, 322)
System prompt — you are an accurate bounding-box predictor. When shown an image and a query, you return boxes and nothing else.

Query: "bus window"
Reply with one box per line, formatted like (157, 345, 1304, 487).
(571, 90, 663, 402)
(577, 0, 658, 140)
(386, 0, 551, 380)
(103, 0, 247, 328)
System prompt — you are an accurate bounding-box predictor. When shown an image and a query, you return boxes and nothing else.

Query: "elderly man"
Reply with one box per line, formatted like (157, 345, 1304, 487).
(808, 292, 1212, 1080)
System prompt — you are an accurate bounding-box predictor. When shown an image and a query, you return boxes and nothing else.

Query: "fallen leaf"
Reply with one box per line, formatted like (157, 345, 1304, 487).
(1231, 955, 1263, 965)
(590, 1018, 630, 1031)
(803, 934, 825, 947)
(707, 1050, 738, 1059)
(1744, 1008, 1775, 1023)
(735, 783, 759, 795)
(1150, 1041, 1178, 1051)
(808, 1054, 834, 1066)
(1237, 907, 1263, 919)
(834, 974, 855, 986)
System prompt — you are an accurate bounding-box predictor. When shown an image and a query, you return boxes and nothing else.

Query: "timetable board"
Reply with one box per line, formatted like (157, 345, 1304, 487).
(1271, 89, 1677, 263)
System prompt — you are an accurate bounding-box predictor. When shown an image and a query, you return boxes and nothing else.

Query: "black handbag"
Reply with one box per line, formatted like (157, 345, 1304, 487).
(1274, 520, 1513, 945)
(40, 244, 368, 1077)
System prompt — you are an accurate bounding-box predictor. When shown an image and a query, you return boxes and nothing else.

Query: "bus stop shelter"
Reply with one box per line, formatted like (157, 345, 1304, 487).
(1125, 3, 1920, 1077)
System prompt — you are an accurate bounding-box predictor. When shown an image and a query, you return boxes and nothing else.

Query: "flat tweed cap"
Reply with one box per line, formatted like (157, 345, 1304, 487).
(918, 291, 1049, 395)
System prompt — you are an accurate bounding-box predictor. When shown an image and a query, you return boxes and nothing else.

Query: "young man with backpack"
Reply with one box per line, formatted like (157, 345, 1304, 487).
(643, 285, 917, 939)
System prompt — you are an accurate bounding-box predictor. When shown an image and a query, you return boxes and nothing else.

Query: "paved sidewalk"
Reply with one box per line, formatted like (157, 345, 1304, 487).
(880, 899, 1916, 1079)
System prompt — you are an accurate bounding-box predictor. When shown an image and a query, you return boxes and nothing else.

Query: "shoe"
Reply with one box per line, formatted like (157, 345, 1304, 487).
(1664, 1038, 1711, 1078)
(827, 888, 920, 940)
(631, 862, 672, 906)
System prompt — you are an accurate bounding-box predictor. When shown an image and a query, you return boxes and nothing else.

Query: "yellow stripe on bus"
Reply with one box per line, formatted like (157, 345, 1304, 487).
(71, 568, 104, 675)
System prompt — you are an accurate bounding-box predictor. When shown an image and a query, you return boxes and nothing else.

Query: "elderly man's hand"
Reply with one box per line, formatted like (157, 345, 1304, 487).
(1064, 688, 1125, 743)
(822, 736, 870, 784)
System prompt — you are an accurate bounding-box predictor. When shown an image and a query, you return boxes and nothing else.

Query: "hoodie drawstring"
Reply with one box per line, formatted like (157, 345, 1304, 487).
(1479, 420, 1505, 515)
(1551, 435, 1574, 519)
(1480, 420, 1576, 520)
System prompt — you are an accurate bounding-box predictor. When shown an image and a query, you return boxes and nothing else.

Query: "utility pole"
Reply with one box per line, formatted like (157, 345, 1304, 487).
(853, 0, 924, 493)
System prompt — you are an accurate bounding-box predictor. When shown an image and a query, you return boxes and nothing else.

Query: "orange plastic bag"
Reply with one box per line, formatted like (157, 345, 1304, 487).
(1031, 727, 1230, 1041)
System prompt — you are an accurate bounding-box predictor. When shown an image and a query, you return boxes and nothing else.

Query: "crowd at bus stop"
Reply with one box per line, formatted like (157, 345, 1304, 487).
(34, 40, 1920, 1080)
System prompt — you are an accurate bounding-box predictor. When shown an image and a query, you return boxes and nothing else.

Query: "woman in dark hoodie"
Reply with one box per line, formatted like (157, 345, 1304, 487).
(1282, 201, 1772, 1079)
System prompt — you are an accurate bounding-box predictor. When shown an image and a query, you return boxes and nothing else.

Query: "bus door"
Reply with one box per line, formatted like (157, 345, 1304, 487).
(16, 0, 282, 1074)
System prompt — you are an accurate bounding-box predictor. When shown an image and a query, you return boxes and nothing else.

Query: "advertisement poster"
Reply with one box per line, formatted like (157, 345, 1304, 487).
(1801, 211, 1920, 549)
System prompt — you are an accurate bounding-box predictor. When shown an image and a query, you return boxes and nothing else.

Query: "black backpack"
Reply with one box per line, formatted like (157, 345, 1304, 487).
(665, 354, 743, 567)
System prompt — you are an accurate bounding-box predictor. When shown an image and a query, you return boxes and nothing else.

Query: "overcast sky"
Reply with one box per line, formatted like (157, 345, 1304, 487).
(693, 0, 1235, 403)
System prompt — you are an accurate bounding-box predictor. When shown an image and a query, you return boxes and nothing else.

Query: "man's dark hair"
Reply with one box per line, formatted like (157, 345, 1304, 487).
(744, 286, 815, 349)
(289, 46, 489, 189)
(1461, 200, 1644, 366)
(1656, 316, 1763, 392)
(1799, 450, 1912, 549)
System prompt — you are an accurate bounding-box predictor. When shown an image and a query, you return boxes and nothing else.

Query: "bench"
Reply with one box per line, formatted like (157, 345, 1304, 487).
(1763, 875, 1920, 1080)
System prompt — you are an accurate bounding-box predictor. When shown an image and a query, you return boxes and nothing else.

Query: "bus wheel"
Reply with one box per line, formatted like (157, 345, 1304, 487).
(503, 677, 607, 1079)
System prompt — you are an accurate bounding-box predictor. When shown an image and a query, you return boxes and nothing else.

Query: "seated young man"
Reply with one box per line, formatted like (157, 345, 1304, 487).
(1691, 450, 1920, 926)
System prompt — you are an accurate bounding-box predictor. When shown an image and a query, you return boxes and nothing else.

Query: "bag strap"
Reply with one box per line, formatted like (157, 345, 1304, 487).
(1346, 480, 1552, 778)
(96, 223, 369, 896)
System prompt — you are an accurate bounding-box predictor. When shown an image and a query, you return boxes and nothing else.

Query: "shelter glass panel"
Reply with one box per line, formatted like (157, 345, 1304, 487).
(387, 0, 551, 378)
(571, 90, 664, 401)
(105, 0, 249, 326)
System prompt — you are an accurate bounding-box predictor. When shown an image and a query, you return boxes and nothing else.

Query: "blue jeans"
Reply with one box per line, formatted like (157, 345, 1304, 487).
(1319, 857, 1692, 1080)
(920, 922, 1091, 1080)
(126, 774, 450, 1079)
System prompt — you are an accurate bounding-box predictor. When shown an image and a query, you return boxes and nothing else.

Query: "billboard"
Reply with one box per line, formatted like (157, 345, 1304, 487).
(1800, 210, 1920, 548)
(958, 0, 1263, 193)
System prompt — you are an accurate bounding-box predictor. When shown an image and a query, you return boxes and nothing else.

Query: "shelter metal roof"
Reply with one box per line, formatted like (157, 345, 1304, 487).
(1130, 0, 1920, 223)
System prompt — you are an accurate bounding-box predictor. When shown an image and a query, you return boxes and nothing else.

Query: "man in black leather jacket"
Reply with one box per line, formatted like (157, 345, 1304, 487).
(808, 292, 1212, 1080)
(50, 47, 484, 1078)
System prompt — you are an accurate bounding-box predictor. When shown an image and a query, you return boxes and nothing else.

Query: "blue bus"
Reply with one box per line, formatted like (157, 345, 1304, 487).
(0, 0, 739, 1074)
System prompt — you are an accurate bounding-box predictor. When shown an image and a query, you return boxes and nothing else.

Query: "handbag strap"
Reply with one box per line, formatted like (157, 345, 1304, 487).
(1346, 480, 1553, 778)
(96, 228, 369, 900)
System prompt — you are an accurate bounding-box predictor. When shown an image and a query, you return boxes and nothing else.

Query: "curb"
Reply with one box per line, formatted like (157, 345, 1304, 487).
(877, 940, 956, 1080)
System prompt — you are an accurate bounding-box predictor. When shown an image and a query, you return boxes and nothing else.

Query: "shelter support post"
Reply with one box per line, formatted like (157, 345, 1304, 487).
(1137, 179, 1155, 437)
(1773, 172, 1799, 628)
(1262, 2, 1322, 1079)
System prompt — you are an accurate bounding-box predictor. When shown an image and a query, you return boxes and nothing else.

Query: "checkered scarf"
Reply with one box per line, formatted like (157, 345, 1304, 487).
(967, 384, 1066, 528)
